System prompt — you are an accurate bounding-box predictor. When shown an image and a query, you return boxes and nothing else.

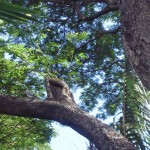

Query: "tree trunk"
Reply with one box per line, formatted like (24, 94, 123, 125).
(0, 95, 136, 150)
(120, 0, 150, 89)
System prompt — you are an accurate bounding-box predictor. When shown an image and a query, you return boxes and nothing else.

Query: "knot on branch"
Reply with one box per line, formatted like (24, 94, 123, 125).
(44, 76, 74, 103)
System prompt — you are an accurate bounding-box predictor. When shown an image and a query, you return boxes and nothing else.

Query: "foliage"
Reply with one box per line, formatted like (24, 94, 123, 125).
(123, 75, 150, 150)
(109, 73, 150, 150)
(0, 1, 39, 23)
(0, 43, 55, 149)
(0, 115, 55, 150)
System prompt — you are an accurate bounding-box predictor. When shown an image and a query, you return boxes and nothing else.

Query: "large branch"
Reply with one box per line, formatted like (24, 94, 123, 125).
(78, 4, 118, 22)
(0, 95, 136, 150)
(92, 27, 120, 42)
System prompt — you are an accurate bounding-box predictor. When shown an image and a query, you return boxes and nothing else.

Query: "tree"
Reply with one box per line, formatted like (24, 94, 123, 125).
(0, 115, 54, 149)
(0, 0, 150, 150)
(0, 44, 55, 149)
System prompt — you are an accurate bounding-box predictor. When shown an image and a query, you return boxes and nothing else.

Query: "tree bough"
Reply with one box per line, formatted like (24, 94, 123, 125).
(0, 94, 136, 150)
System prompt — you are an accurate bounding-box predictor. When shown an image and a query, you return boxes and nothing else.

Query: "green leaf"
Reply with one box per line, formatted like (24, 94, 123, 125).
(78, 53, 87, 59)
(49, 42, 59, 48)
(3, 10, 38, 21)
(0, 2, 40, 15)
(0, 15, 16, 24)
(0, 10, 26, 21)
(0, 2, 40, 22)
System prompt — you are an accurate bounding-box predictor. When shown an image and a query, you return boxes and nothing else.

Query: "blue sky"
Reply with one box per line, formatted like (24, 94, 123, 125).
(51, 123, 88, 150)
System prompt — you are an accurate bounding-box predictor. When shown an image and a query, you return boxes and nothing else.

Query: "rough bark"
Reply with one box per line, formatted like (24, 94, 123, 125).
(0, 95, 136, 150)
(120, 0, 150, 89)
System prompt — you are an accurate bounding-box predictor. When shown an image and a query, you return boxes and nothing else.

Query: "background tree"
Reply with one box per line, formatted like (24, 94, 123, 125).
(0, 43, 55, 149)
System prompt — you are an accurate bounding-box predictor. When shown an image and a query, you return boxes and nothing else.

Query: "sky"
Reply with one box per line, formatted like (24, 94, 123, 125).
(51, 123, 88, 150)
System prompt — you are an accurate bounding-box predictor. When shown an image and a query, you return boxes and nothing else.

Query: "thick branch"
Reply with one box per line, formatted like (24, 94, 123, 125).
(92, 27, 120, 42)
(78, 27, 120, 50)
(42, 0, 118, 22)
(79, 4, 119, 22)
(0, 95, 136, 150)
